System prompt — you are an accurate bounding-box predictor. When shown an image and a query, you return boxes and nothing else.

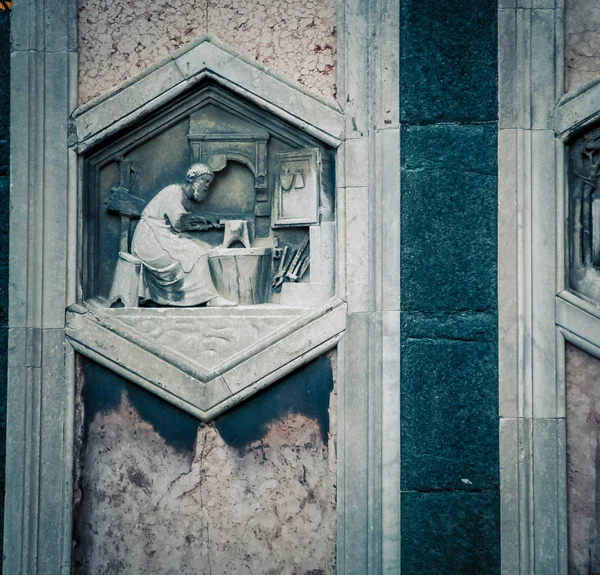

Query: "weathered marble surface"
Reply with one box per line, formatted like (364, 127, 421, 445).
(0, 8, 9, 563)
(73, 356, 336, 575)
(78, 0, 336, 104)
(566, 343, 600, 575)
(566, 0, 600, 93)
(208, 0, 335, 99)
(115, 311, 301, 369)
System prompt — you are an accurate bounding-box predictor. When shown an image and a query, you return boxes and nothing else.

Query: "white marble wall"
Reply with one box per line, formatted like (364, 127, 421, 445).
(4, 0, 401, 573)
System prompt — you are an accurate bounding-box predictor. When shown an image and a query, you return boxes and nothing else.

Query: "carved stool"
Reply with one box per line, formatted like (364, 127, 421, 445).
(108, 252, 142, 308)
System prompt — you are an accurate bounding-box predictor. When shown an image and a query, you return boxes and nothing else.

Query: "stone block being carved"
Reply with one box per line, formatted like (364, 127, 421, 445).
(209, 247, 273, 305)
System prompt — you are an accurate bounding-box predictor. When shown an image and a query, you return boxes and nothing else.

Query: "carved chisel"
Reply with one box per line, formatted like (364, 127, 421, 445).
(286, 237, 309, 282)
(296, 256, 310, 281)
(272, 246, 289, 288)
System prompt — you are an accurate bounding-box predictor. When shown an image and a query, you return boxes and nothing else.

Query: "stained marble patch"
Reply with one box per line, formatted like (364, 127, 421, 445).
(73, 356, 336, 575)
(566, 343, 600, 575)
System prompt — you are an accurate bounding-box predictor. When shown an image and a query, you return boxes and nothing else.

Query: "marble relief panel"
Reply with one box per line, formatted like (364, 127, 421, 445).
(85, 86, 337, 311)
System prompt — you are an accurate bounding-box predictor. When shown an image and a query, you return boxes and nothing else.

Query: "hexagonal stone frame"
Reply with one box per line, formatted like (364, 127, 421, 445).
(66, 299, 346, 421)
(67, 37, 347, 421)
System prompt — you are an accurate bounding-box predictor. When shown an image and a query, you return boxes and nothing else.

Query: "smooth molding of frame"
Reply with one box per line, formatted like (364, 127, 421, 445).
(4, 0, 79, 574)
(555, 77, 600, 140)
(66, 299, 347, 422)
(556, 291, 600, 354)
(498, 1, 569, 574)
(335, 0, 400, 572)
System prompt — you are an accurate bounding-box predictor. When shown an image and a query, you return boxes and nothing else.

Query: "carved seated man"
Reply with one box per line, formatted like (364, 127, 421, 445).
(131, 163, 236, 307)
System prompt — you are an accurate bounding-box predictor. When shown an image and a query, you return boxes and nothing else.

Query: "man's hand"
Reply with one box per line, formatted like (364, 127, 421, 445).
(188, 215, 209, 227)
(190, 215, 213, 231)
(178, 213, 213, 232)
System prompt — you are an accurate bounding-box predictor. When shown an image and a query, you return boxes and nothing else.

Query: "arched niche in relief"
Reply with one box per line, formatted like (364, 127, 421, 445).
(83, 82, 336, 310)
(569, 122, 600, 303)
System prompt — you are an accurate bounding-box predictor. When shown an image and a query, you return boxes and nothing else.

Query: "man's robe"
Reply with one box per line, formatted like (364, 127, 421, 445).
(131, 184, 219, 306)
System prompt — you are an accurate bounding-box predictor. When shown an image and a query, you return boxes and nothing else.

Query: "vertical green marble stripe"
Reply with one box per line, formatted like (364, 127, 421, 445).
(0, 6, 9, 564)
(400, 1, 500, 573)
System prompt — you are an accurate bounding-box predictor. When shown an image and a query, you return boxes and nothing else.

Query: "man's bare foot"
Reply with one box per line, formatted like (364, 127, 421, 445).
(206, 295, 237, 307)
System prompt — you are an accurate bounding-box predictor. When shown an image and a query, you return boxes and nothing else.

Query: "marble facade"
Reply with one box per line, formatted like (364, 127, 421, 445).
(3, 0, 400, 573)
(19, 0, 600, 572)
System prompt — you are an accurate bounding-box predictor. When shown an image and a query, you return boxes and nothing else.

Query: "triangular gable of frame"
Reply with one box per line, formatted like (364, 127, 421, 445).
(71, 36, 345, 154)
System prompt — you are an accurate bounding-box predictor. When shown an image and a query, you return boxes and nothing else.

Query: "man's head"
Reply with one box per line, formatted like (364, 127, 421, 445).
(186, 163, 214, 202)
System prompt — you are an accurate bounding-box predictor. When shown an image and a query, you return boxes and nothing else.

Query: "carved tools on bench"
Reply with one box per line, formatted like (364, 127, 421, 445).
(271, 237, 310, 288)
(286, 236, 309, 282)
(272, 246, 289, 288)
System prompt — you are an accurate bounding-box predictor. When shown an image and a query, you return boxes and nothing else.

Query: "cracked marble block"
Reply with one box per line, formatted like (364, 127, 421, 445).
(78, 0, 337, 104)
(566, 0, 600, 93)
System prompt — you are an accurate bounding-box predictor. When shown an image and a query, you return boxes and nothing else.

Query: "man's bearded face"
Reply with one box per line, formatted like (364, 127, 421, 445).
(192, 174, 213, 202)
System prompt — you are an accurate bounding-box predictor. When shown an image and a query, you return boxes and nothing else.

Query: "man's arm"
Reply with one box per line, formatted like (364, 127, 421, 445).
(171, 213, 213, 232)
(163, 191, 212, 232)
